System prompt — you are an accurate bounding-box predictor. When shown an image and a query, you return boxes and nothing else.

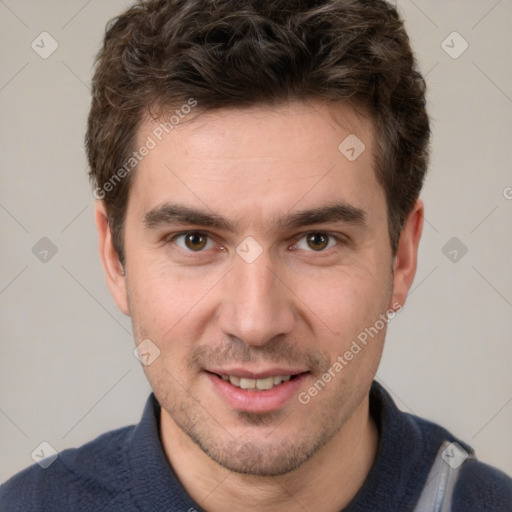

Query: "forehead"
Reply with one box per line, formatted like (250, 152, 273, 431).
(142, 102, 372, 164)
(128, 101, 384, 226)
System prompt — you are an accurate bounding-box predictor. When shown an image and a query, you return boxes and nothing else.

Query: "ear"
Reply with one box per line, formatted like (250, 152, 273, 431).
(390, 199, 424, 310)
(95, 200, 130, 316)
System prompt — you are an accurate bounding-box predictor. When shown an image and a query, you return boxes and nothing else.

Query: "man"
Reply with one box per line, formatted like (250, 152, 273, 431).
(1, 0, 510, 510)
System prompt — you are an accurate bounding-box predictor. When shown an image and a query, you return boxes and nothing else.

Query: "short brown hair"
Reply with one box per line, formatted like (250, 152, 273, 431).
(86, 0, 430, 264)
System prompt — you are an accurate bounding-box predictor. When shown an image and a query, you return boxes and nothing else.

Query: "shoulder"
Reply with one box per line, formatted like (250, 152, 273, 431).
(0, 425, 135, 512)
(369, 382, 511, 511)
(407, 415, 512, 511)
(452, 458, 512, 512)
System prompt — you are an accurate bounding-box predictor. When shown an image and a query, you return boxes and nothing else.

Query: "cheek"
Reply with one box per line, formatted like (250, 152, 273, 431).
(125, 254, 223, 344)
(126, 263, 213, 387)
(306, 272, 391, 393)
(290, 259, 392, 341)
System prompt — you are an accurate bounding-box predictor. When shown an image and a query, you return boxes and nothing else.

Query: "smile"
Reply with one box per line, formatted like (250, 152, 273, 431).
(206, 370, 309, 413)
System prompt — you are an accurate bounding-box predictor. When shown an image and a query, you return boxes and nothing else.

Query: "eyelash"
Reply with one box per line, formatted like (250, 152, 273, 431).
(167, 231, 346, 255)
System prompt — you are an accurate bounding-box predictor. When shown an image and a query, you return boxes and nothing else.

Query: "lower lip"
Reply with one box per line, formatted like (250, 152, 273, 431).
(206, 372, 309, 413)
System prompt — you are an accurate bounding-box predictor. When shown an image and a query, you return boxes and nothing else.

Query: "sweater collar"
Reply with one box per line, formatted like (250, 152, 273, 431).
(127, 393, 202, 511)
(342, 381, 448, 511)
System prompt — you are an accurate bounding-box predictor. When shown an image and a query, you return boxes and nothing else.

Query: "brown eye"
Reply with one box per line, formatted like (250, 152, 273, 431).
(184, 232, 208, 251)
(306, 232, 329, 251)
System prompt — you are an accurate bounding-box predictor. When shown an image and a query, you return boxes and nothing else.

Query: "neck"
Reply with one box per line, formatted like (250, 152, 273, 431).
(160, 395, 379, 512)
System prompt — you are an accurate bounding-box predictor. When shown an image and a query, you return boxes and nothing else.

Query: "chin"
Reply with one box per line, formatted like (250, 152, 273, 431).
(183, 420, 335, 477)
(202, 441, 316, 477)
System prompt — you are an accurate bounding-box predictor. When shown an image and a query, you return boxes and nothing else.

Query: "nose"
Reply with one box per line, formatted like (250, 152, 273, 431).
(217, 250, 296, 347)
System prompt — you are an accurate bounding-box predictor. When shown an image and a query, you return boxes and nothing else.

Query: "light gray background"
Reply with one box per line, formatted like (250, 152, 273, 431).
(1, 0, 511, 484)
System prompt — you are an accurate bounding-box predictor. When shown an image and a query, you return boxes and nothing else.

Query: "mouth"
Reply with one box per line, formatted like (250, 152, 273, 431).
(205, 370, 310, 413)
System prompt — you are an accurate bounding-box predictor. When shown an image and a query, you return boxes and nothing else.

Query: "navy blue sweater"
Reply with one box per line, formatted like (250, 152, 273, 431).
(1, 381, 510, 511)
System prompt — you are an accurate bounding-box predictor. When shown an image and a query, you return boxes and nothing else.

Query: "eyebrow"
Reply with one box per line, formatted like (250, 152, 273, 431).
(142, 202, 367, 232)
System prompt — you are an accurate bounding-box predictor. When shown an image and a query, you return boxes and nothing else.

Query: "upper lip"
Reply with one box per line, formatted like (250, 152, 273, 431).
(206, 368, 309, 379)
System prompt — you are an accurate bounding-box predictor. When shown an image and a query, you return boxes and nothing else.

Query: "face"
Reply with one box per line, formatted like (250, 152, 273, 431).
(98, 101, 417, 476)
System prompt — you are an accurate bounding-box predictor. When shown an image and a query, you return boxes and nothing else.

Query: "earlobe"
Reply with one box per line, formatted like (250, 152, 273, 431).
(94, 200, 131, 316)
(390, 199, 424, 310)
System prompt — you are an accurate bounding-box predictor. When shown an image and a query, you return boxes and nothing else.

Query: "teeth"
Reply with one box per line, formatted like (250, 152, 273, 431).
(229, 375, 240, 386)
(256, 377, 274, 390)
(239, 378, 256, 389)
(222, 375, 293, 390)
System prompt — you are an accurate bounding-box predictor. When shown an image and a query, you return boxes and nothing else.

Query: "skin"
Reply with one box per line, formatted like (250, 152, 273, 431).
(96, 101, 423, 511)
